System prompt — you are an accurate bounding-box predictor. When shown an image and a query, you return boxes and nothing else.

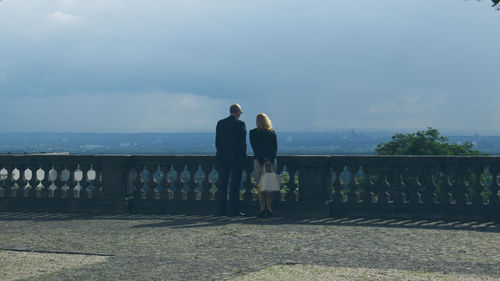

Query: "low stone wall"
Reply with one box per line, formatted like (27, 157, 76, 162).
(0, 154, 498, 219)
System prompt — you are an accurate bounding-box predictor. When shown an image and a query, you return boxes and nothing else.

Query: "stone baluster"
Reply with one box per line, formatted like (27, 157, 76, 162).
(339, 166, 350, 203)
(47, 165, 58, 198)
(54, 165, 63, 200)
(200, 164, 211, 201)
(86, 164, 97, 199)
(79, 165, 89, 199)
(377, 167, 390, 205)
(361, 166, 376, 205)
(60, 165, 71, 199)
(471, 166, 486, 206)
(347, 166, 358, 204)
(153, 165, 165, 200)
(35, 165, 46, 198)
(488, 164, 500, 206)
(139, 166, 151, 200)
(207, 165, 219, 201)
(64, 164, 74, 200)
(73, 164, 84, 199)
(289, 166, 300, 202)
(439, 167, 453, 206)
(326, 168, 335, 203)
(172, 166, 183, 202)
(193, 165, 206, 201)
(180, 164, 192, 201)
(422, 167, 438, 205)
(0, 167, 7, 198)
(167, 165, 178, 200)
(8, 166, 19, 198)
(406, 167, 421, 205)
(22, 166, 33, 198)
(330, 165, 344, 204)
(390, 166, 405, 205)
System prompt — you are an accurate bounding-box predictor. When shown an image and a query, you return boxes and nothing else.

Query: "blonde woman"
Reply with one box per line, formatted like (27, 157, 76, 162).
(250, 113, 278, 218)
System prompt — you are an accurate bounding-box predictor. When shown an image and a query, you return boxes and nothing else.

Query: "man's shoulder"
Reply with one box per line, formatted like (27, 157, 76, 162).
(218, 115, 245, 127)
(217, 116, 231, 125)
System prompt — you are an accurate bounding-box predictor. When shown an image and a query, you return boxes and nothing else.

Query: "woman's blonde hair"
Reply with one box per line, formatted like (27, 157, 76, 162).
(256, 113, 273, 131)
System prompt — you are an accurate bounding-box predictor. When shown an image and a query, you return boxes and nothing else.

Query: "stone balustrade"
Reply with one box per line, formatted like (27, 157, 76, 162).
(0, 154, 498, 218)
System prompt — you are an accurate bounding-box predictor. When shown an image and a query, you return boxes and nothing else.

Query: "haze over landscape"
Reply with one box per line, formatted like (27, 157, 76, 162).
(2, 131, 500, 155)
(1, 1, 499, 153)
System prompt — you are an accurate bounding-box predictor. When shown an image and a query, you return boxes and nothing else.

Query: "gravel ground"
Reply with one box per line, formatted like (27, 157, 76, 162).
(0, 212, 498, 281)
(0, 250, 107, 281)
(234, 265, 500, 281)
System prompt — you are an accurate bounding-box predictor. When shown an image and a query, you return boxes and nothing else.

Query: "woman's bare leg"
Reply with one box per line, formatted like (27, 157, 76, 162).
(265, 193, 272, 212)
(258, 191, 265, 211)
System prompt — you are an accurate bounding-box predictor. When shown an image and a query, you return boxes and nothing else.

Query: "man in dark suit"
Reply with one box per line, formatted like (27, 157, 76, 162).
(215, 104, 247, 216)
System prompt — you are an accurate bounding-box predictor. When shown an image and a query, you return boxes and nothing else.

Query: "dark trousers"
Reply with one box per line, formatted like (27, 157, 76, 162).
(217, 160, 243, 216)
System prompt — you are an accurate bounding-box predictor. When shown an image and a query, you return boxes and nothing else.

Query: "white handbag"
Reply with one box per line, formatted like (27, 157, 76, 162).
(258, 164, 281, 192)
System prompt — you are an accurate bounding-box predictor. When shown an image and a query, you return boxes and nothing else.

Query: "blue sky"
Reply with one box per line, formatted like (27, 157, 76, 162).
(0, 0, 499, 133)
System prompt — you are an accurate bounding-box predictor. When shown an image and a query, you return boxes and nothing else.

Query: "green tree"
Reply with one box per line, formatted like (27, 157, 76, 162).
(375, 127, 482, 156)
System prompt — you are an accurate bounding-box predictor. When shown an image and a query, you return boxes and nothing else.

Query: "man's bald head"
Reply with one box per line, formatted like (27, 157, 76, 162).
(230, 104, 242, 118)
(230, 104, 242, 114)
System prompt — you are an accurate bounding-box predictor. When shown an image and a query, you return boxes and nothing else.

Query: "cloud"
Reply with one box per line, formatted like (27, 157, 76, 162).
(0, 92, 231, 133)
(58, 0, 76, 8)
(48, 11, 78, 23)
(364, 96, 443, 115)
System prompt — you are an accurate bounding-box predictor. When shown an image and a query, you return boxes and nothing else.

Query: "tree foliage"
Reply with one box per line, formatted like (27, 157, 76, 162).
(375, 127, 482, 156)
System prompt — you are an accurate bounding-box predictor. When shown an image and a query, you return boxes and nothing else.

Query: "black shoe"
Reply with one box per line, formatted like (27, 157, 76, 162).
(258, 210, 266, 218)
(266, 209, 272, 218)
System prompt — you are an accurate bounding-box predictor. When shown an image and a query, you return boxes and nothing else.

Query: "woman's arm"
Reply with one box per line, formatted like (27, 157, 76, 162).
(249, 130, 257, 154)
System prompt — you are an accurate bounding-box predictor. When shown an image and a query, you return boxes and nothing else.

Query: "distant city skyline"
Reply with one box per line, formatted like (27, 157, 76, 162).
(2, 131, 500, 155)
(1, 1, 499, 133)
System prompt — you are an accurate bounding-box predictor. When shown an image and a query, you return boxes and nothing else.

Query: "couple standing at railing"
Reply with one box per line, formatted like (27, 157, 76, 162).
(215, 104, 278, 218)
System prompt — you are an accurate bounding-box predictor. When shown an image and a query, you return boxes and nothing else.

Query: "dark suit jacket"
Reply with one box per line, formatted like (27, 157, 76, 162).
(249, 128, 277, 165)
(215, 115, 247, 163)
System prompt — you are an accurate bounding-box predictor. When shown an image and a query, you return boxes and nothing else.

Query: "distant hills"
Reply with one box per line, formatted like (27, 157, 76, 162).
(1, 131, 499, 155)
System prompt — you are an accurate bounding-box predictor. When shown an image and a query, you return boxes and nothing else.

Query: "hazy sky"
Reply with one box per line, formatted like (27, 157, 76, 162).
(1, 0, 499, 133)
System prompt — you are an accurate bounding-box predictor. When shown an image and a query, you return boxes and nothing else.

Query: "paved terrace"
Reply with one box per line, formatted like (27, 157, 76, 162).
(0, 212, 499, 280)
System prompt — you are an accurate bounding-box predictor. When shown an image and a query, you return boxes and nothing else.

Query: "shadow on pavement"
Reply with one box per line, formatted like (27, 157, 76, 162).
(130, 215, 500, 233)
(0, 211, 498, 233)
